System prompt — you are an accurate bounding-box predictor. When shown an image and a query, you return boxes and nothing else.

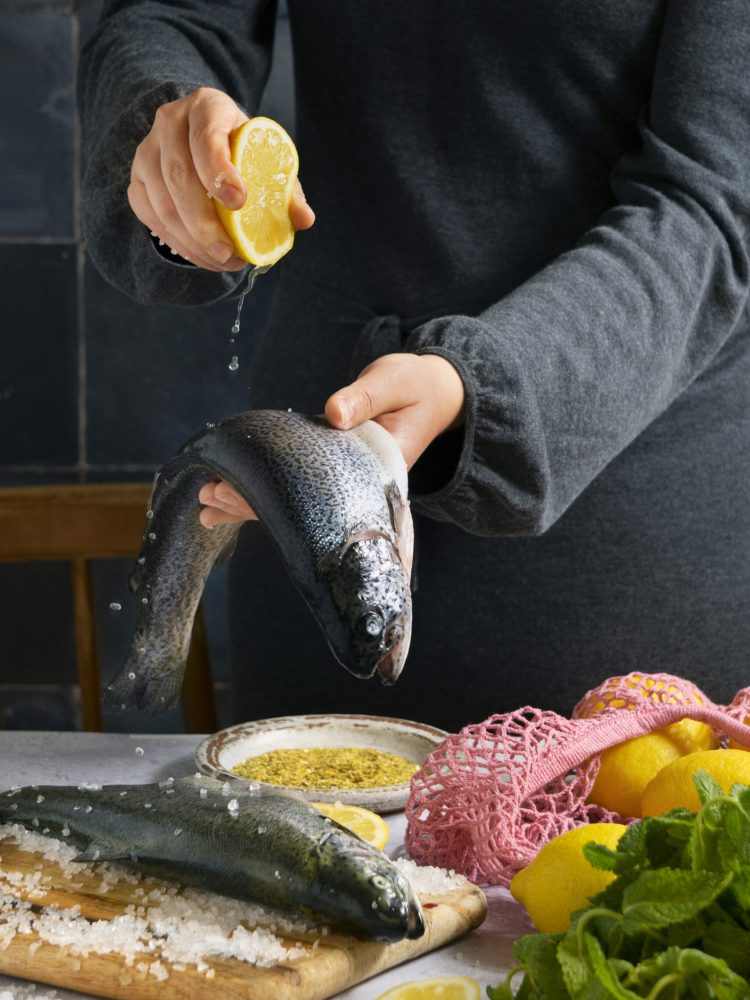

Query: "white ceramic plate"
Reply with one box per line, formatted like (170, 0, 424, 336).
(195, 713, 447, 813)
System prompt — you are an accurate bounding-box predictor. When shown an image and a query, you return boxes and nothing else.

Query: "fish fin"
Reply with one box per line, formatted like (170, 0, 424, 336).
(211, 525, 239, 568)
(385, 481, 414, 581)
(103, 652, 184, 716)
(73, 842, 128, 863)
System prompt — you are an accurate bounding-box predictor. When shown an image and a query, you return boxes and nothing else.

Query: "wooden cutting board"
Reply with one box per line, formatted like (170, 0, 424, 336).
(0, 838, 487, 1000)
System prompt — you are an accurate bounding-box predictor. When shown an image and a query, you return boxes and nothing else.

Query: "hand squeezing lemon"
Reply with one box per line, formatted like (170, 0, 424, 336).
(215, 116, 302, 266)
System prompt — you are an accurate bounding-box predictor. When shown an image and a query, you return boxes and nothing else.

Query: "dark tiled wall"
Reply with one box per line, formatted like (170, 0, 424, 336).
(0, 2, 295, 731)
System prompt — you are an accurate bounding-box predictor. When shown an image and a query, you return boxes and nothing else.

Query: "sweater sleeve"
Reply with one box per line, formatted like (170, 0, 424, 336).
(77, 0, 278, 305)
(405, 0, 750, 537)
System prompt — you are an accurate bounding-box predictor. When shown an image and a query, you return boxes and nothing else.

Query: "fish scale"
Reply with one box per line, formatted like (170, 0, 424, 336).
(105, 410, 413, 714)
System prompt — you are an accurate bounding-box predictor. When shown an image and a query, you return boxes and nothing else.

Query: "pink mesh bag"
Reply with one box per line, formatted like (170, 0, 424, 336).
(405, 672, 750, 886)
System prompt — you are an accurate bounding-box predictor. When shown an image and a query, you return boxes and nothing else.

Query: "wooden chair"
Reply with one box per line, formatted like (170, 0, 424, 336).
(0, 483, 218, 733)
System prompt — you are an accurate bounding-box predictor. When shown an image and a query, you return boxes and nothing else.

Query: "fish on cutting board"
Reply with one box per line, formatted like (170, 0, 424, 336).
(0, 775, 424, 943)
(105, 410, 413, 714)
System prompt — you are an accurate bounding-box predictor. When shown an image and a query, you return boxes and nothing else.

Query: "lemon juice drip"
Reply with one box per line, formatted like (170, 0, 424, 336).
(228, 264, 271, 372)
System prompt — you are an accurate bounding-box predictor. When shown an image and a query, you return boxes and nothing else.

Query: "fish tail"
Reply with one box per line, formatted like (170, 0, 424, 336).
(103, 647, 186, 715)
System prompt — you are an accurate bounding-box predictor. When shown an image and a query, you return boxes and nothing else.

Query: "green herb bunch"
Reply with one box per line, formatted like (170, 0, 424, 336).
(489, 772, 750, 999)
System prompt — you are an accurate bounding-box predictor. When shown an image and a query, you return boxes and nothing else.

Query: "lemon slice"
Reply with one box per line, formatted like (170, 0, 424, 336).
(311, 802, 390, 850)
(375, 977, 482, 1000)
(216, 116, 298, 266)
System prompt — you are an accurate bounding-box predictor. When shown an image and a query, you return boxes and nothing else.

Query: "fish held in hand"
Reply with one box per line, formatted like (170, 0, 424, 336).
(104, 411, 413, 714)
(0, 776, 425, 942)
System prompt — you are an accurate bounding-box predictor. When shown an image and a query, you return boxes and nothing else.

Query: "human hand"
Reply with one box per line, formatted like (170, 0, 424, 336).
(128, 87, 315, 272)
(198, 353, 465, 528)
(325, 353, 466, 469)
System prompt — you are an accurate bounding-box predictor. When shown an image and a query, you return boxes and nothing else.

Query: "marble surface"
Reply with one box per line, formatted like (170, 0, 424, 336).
(0, 732, 529, 999)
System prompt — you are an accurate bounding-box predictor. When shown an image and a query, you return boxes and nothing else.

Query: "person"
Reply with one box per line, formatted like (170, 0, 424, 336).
(78, 1, 750, 733)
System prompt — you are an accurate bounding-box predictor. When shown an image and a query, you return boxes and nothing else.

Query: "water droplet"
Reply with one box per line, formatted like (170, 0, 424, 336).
(127, 672, 136, 681)
(257, 825, 266, 835)
(205, 422, 215, 429)
(141, 597, 149, 605)
(227, 798, 239, 812)
(84, 805, 93, 813)
(145, 509, 154, 520)
(138, 647, 146, 655)
(91, 848, 100, 860)
(174, 828, 183, 836)
(36, 794, 44, 804)
(228, 356, 239, 372)
(274, 869, 281, 879)
(199, 788, 208, 799)
(221, 782, 230, 796)
(120, 791, 128, 797)
(61, 826, 70, 837)
(148, 532, 156, 541)
(135, 746, 144, 756)
(231, 323, 240, 334)
(144, 803, 152, 809)
(109, 602, 122, 612)
(137, 557, 146, 566)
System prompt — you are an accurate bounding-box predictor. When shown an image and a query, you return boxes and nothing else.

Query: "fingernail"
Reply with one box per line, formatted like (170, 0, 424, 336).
(209, 241, 234, 263)
(337, 398, 353, 427)
(219, 183, 245, 210)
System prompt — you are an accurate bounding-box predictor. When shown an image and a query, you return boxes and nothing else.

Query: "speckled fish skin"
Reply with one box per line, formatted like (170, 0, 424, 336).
(0, 776, 425, 942)
(105, 410, 412, 714)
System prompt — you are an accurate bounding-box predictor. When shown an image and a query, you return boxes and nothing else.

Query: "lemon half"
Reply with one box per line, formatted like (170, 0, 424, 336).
(216, 116, 298, 266)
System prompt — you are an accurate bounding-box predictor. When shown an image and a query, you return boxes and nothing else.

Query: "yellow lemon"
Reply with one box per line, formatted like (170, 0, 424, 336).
(375, 977, 481, 1000)
(585, 719, 718, 818)
(510, 823, 628, 933)
(641, 749, 750, 816)
(215, 116, 298, 266)
(311, 802, 390, 850)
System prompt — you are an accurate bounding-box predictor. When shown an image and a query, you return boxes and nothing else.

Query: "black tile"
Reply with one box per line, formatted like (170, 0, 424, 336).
(0, 685, 79, 732)
(0, 9, 75, 237)
(0, 471, 79, 487)
(85, 257, 277, 465)
(0, 245, 78, 466)
(0, 562, 77, 686)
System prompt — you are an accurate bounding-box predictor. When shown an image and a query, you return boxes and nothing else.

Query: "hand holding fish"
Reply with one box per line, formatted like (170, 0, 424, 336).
(128, 87, 314, 270)
(199, 352, 465, 527)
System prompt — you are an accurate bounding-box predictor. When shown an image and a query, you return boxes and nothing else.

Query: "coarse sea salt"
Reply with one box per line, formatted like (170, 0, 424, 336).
(0, 825, 468, 981)
(0, 824, 310, 975)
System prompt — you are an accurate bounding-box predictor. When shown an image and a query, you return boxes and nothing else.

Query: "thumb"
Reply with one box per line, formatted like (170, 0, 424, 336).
(326, 359, 408, 430)
(188, 89, 248, 210)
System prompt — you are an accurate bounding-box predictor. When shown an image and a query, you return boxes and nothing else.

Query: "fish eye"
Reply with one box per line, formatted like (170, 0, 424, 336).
(358, 610, 384, 638)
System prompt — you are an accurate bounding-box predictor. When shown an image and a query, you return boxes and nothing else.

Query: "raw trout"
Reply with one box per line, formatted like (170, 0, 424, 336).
(0, 776, 425, 942)
(105, 411, 413, 714)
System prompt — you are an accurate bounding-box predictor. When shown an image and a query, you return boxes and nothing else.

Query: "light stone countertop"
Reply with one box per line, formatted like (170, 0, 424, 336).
(0, 732, 528, 999)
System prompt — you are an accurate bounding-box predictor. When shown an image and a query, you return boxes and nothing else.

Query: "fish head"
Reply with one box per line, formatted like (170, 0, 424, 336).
(324, 532, 412, 684)
(361, 863, 425, 941)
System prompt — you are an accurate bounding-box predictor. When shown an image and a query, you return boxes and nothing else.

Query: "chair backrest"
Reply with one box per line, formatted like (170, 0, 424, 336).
(0, 484, 217, 733)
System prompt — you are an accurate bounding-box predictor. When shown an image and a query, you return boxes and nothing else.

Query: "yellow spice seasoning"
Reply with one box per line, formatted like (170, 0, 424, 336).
(232, 746, 418, 789)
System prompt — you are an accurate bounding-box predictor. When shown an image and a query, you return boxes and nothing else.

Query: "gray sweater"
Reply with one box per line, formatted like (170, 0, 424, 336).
(79, 1, 750, 726)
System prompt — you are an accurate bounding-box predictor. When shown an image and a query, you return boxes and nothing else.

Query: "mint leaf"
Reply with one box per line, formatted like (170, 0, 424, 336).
(677, 948, 750, 998)
(512, 933, 568, 998)
(584, 931, 641, 999)
(694, 769, 724, 806)
(703, 922, 750, 976)
(621, 869, 732, 934)
(583, 841, 619, 872)
(557, 928, 593, 995)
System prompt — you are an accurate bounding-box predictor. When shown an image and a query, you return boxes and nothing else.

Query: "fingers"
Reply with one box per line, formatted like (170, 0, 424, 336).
(198, 481, 257, 528)
(188, 89, 247, 209)
(290, 180, 316, 231)
(326, 356, 412, 430)
(325, 353, 467, 470)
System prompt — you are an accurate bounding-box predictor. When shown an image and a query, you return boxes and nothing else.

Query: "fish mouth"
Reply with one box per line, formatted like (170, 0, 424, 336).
(407, 899, 426, 939)
(375, 615, 412, 686)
